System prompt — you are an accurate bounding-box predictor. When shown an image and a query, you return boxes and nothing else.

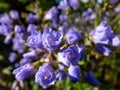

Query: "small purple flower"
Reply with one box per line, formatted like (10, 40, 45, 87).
(95, 44, 111, 56)
(35, 64, 56, 89)
(10, 10, 19, 20)
(56, 70, 67, 81)
(26, 13, 39, 24)
(12, 81, 18, 90)
(58, 23, 68, 35)
(27, 24, 37, 34)
(12, 34, 25, 53)
(27, 31, 43, 49)
(58, 0, 70, 11)
(83, 71, 100, 87)
(13, 63, 35, 81)
(0, 13, 13, 25)
(9, 52, 17, 63)
(45, 6, 58, 22)
(77, 45, 85, 60)
(109, 0, 119, 4)
(87, 8, 93, 15)
(0, 24, 13, 36)
(114, 4, 120, 13)
(14, 25, 25, 33)
(111, 36, 120, 46)
(23, 50, 37, 60)
(4, 35, 12, 44)
(66, 27, 82, 44)
(81, 11, 89, 22)
(42, 28, 63, 52)
(68, 65, 80, 83)
(59, 14, 67, 23)
(90, 21, 115, 44)
(58, 45, 80, 66)
(68, 0, 80, 10)
(19, 58, 32, 65)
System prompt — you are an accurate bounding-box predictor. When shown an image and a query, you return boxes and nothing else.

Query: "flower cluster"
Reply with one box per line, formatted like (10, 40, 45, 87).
(0, 0, 120, 89)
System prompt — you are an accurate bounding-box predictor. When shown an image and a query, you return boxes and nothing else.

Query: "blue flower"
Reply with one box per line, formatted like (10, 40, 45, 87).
(0, 24, 13, 36)
(12, 33, 25, 53)
(45, 6, 58, 22)
(26, 13, 39, 24)
(58, 0, 70, 11)
(35, 64, 56, 89)
(14, 25, 25, 33)
(111, 36, 120, 46)
(27, 24, 37, 34)
(23, 50, 37, 60)
(95, 44, 111, 56)
(83, 71, 100, 87)
(13, 63, 35, 81)
(58, 45, 81, 66)
(10, 10, 19, 20)
(9, 52, 17, 63)
(77, 45, 85, 60)
(27, 30, 43, 49)
(56, 70, 67, 81)
(42, 28, 63, 52)
(0, 13, 13, 25)
(68, 0, 80, 10)
(68, 65, 80, 83)
(66, 27, 82, 44)
(59, 14, 67, 23)
(90, 21, 115, 44)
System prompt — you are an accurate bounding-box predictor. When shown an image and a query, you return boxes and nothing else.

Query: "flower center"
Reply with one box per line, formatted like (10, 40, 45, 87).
(47, 37, 55, 44)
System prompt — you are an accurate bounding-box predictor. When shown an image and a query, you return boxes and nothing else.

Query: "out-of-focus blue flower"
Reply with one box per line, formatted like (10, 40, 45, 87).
(114, 4, 120, 13)
(0, 13, 13, 24)
(109, 0, 119, 4)
(10, 10, 19, 20)
(66, 27, 82, 44)
(58, 0, 69, 11)
(12, 81, 19, 90)
(77, 45, 85, 60)
(59, 14, 67, 23)
(23, 50, 37, 60)
(27, 30, 43, 49)
(58, 45, 81, 66)
(58, 23, 68, 35)
(90, 21, 115, 44)
(4, 34, 12, 44)
(68, 0, 80, 10)
(87, 8, 93, 15)
(12, 33, 25, 53)
(56, 70, 67, 81)
(9, 52, 17, 63)
(68, 65, 80, 83)
(27, 24, 37, 34)
(45, 6, 58, 22)
(13, 63, 35, 81)
(0, 24, 13, 36)
(42, 28, 63, 52)
(19, 58, 32, 65)
(14, 25, 25, 33)
(26, 13, 39, 24)
(95, 44, 111, 56)
(58, 64, 65, 70)
(83, 71, 100, 87)
(111, 36, 120, 46)
(35, 64, 56, 89)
